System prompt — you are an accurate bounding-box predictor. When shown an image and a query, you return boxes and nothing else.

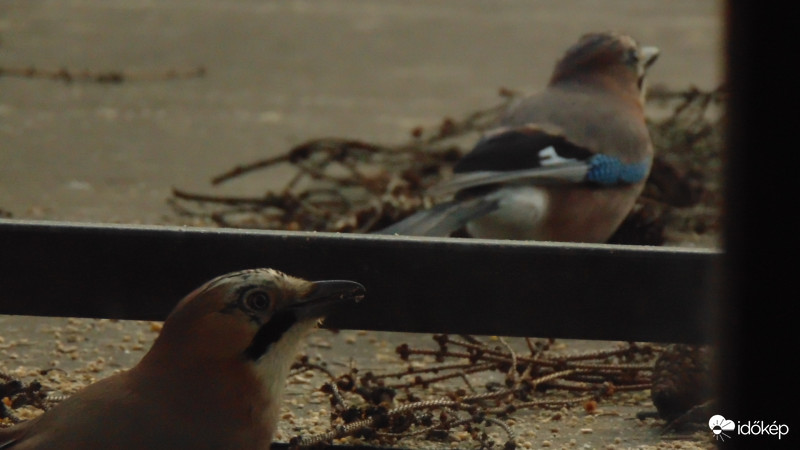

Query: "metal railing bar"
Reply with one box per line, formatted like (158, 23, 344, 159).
(0, 219, 719, 343)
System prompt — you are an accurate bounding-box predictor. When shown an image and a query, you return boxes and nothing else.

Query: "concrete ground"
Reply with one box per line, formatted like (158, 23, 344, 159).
(1, 0, 722, 223)
(1, 1, 722, 449)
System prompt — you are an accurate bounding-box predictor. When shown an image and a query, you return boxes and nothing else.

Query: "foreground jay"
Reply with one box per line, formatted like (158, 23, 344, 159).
(0, 269, 365, 449)
(381, 32, 660, 242)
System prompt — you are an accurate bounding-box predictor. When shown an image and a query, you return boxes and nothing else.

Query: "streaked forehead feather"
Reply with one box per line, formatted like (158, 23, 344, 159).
(199, 268, 287, 294)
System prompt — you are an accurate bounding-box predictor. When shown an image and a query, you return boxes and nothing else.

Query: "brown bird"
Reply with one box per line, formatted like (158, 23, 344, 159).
(381, 31, 659, 242)
(0, 268, 365, 449)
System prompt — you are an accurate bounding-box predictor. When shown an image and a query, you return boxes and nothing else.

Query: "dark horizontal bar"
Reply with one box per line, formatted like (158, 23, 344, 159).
(0, 219, 719, 343)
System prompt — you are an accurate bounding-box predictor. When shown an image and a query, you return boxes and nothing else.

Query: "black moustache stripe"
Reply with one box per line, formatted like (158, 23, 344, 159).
(243, 310, 297, 361)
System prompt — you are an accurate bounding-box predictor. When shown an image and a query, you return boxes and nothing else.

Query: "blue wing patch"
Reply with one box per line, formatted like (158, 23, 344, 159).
(586, 154, 650, 185)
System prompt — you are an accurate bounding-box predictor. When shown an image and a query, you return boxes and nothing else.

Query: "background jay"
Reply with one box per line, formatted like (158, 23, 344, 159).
(381, 31, 659, 243)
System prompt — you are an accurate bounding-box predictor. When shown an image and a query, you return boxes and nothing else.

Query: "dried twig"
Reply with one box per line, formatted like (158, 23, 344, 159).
(0, 65, 206, 83)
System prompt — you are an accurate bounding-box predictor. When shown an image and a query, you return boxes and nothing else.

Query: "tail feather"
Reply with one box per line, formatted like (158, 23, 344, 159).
(377, 197, 499, 237)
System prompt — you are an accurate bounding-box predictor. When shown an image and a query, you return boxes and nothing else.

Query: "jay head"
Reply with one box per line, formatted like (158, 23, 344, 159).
(381, 31, 660, 243)
(0, 269, 365, 449)
(550, 32, 660, 104)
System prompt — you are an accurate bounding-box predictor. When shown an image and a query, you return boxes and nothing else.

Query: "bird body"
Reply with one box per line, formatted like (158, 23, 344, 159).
(381, 32, 659, 242)
(0, 269, 365, 449)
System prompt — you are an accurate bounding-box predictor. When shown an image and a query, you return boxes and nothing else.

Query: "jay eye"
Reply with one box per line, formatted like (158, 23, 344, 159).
(626, 49, 640, 66)
(244, 291, 272, 311)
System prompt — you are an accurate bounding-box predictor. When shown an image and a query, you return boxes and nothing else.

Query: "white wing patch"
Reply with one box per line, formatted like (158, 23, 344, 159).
(538, 146, 578, 167)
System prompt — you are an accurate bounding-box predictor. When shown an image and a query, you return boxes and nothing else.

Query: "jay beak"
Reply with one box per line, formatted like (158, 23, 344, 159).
(0, 269, 365, 449)
(381, 31, 660, 243)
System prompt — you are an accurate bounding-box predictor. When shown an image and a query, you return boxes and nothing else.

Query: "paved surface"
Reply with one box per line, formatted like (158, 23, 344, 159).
(1, 1, 721, 448)
(1, 0, 722, 223)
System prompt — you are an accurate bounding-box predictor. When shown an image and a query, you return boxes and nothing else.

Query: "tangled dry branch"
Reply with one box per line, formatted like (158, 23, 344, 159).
(169, 85, 725, 246)
(287, 336, 663, 449)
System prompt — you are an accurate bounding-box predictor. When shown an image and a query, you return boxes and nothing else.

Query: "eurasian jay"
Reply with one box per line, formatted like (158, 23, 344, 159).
(0, 269, 365, 449)
(381, 31, 660, 242)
